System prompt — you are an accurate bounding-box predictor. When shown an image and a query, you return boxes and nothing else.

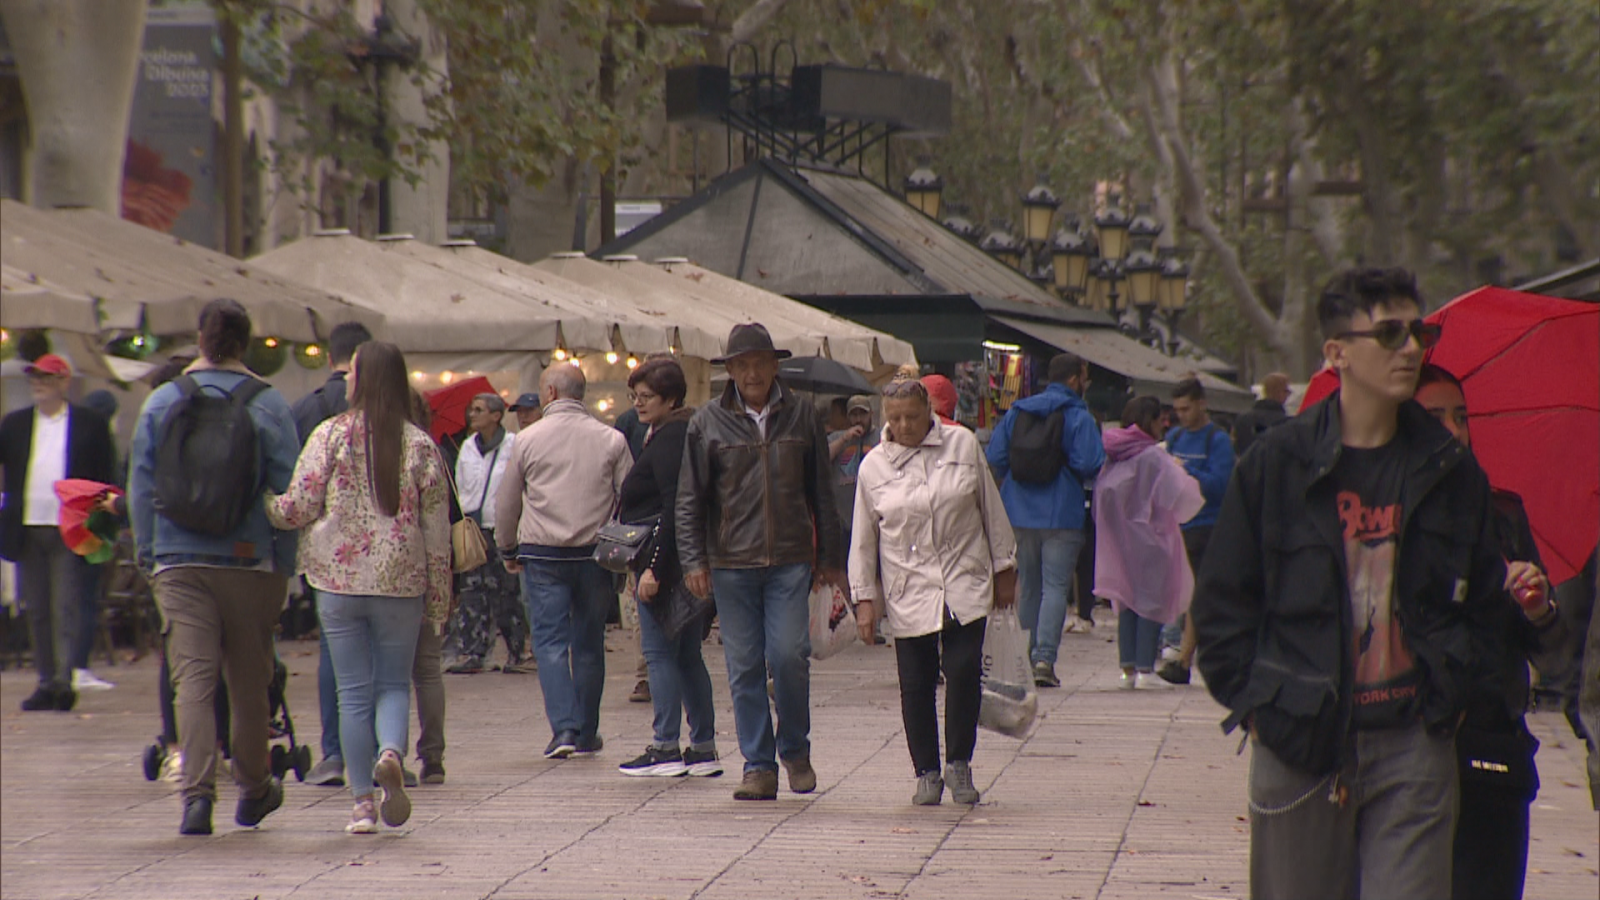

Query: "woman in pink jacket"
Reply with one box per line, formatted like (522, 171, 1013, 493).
(1093, 396, 1204, 689)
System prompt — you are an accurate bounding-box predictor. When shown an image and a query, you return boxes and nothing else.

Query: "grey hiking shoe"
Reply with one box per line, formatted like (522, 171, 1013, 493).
(1032, 661, 1060, 688)
(945, 760, 979, 805)
(306, 756, 346, 786)
(913, 771, 944, 806)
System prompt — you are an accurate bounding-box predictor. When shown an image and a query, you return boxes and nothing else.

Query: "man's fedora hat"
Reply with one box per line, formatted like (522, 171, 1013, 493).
(711, 323, 792, 365)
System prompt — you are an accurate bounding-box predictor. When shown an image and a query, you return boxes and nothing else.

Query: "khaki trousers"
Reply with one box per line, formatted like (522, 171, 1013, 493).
(154, 567, 287, 802)
(412, 619, 445, 764)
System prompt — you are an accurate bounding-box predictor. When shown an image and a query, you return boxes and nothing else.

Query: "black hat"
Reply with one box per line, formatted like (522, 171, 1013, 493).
(711, 323, 792, 365)
(509, 392, 541, 411)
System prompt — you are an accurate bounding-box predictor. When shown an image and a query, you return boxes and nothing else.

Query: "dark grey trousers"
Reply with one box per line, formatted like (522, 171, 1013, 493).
(1248, 723, 1459, 900)
(18, 526, 87, 689)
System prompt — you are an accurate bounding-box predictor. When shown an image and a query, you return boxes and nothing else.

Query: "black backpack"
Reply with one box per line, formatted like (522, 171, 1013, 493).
(1008, 408, 1066, 484)
(153, 374, 270, 536)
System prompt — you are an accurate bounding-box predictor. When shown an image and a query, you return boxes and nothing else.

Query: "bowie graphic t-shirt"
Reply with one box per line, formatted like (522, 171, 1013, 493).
(1336, 442, 1423, 730)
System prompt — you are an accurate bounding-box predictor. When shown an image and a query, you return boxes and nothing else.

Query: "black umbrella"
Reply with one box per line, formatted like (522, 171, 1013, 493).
(777, 356, 875, 395)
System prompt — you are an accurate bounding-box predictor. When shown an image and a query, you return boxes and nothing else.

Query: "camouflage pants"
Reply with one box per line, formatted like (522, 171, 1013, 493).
(450, 541, 529, 662)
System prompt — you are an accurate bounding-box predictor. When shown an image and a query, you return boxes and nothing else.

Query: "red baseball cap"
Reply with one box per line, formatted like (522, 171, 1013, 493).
(24, 354, 72, 377)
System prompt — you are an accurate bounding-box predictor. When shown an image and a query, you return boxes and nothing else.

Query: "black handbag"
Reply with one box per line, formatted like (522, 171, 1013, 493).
(649, 581, 716, 641)
(593, 514, 658, 574)
(1457, 724, 1537, 795)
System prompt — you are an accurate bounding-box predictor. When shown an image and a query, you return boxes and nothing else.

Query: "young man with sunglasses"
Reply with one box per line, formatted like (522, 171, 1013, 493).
(1192, 267, 1504, 900)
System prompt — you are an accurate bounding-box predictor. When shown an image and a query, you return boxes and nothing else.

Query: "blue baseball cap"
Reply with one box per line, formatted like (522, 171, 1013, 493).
(509, 392, 541, 411)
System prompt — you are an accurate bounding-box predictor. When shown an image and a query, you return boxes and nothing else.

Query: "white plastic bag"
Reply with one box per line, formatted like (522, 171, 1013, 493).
(978, 607, 1038, 738)
(809, 581, 857, 660)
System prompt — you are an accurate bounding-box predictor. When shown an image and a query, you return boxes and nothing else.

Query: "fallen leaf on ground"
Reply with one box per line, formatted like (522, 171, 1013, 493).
(890, 827, 917, 834)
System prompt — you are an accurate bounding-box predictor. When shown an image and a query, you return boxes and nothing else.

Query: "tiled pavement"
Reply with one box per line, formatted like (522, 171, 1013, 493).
(2, 624, 1596, 900)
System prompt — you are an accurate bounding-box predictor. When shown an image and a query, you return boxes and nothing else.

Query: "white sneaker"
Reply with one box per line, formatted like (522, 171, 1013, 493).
(1119, 670, 1136, 690)
(1063, 617, 1094, 635)
(1136, 671, 1176, 690)
(73, 669, 116, 691)
(160, 751, 185, 783)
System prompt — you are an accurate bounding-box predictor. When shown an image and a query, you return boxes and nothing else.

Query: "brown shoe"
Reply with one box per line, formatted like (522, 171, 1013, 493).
(732, 769, 778, 801)
(781, 754, 817, 794)
(629, 680, 651, 703)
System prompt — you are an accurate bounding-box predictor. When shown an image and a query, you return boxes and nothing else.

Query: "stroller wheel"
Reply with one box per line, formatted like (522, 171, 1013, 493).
(270, 744, 290, 780)
(142, 743, 165, 782)
(292, 745, 312, 782)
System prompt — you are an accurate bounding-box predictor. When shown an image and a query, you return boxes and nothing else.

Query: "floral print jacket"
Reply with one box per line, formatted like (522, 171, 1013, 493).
(266, 413, 451, 624)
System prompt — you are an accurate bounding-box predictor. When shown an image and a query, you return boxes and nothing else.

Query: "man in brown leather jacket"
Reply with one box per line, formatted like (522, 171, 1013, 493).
(677, 323, 848, 801)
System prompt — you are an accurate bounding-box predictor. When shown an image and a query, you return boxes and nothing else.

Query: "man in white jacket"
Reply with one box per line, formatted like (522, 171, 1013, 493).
(447, 393, 529, 674)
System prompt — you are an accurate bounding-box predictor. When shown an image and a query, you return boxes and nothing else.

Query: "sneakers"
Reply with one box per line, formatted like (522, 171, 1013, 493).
(913, 771, 944, 806)
(573, 734, 604, 757)
(402, 766, 420, 788)
(445, 656, 485, 674)
(733, 768, 779, 800)
(945, 761, 979, 805)
(73, 668, 116, 691)
(345, 796, 378, 834)
(1119, 670, 1137, 690)
(421, 759, 446, 785)
(235, 777, 283, 827)
(544, 730, 579, 760)
(682, 748, 724, 777)
(179, 796, 213, 835)
(618, 746, 687, 777)
(160, 751, 185, 783)
(20, 685, 58, 711)
(629, 679, 652, 703)
(306, 756, 346, 786)
(1063, 617, 1094, 635)
(1137, 671, 1177, 690)
(501, 653, 536, 674)
(374, 750, 411, 827)
(781, 754, 817, 793)
(1155, 659, 1191, 685)
(1032, 661, 1060, 688)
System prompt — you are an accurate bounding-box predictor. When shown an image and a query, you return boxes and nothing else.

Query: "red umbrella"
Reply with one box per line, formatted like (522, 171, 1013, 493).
(423, 376, 496, 441)
(1298, 287, 1598, 584)
(54, 479, 124, 564)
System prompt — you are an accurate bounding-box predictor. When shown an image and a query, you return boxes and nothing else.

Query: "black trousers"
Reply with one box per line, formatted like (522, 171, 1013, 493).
(1075, 501, 1097, 621)
(894, 611, 986, 776)
(1452, 778, 1535, 900)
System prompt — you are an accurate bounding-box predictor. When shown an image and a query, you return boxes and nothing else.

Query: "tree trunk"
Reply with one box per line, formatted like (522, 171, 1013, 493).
(0, 0, 147, 213)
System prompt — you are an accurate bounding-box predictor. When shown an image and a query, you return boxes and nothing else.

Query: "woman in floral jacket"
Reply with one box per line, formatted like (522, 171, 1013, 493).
(267, 341, 450, 834)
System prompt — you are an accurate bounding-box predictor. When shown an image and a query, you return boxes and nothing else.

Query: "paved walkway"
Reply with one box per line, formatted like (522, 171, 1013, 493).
(2, 625, 1596, 900)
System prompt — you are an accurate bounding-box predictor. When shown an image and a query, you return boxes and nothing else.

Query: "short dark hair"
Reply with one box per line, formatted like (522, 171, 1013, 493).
(1317, 267, 1423, 339)
(17, 330, 51, 362)
(627, 358, 688, 408)
(1122, 395, 1163, 428)
(1172, 377, 1205, 402)
(198, 298, 251, 363)
(328, 321, 373, 366)
(1047, 352, 1086, 385)
(1416, 363, 1462, 393)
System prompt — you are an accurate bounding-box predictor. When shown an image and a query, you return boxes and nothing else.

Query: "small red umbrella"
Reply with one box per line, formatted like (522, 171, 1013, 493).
(423, 376, 496, 442)
(54, 479, 124, 565)
(1298, 287, 1598, 584)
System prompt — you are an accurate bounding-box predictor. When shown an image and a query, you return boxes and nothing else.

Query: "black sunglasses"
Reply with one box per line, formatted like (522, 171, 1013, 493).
(1336, 318, 1441, 351)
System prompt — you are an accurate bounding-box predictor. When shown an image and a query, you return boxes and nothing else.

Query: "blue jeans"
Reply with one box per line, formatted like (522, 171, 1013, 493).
(317, 611, 341, 761)
(1013, 528, 1085, 666)
(521, 558, 610, 741)
(710, 563, 812, 773)
(318, 592, 423, 800)
(636, 595, 716, 752)
(1117, 608, 1164, 671)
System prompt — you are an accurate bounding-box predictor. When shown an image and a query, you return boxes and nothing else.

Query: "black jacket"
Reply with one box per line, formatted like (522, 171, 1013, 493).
(618, 408, 694, 591)
(290, 371, 348, 445)
(0, 404, 116, 561)
(1231, 398, 1288, 458)
(1192, 394, 1505, 775)
(676, 379, 844, 574)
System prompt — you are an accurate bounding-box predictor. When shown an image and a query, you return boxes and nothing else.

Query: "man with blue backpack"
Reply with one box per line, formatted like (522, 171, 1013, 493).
(986, 353, 1106, 688)
(1156, 377, 1234, 685)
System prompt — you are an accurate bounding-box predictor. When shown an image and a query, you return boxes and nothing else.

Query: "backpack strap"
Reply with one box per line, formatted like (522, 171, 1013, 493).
(227, 377, 270, 408)
(175, 374, 202, 399)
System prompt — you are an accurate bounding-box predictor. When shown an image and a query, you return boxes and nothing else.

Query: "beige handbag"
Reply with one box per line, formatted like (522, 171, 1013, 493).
(442, 444, 494, 574)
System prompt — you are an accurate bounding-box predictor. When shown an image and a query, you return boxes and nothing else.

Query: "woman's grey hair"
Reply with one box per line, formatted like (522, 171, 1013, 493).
(475, 392, 506, 414)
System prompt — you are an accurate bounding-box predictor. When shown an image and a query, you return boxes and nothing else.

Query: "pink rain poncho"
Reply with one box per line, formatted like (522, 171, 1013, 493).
(1093, 424, 1206, 625)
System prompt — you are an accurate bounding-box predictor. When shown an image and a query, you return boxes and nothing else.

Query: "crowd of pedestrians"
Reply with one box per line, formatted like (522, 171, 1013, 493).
(1, 265, 1595, 900)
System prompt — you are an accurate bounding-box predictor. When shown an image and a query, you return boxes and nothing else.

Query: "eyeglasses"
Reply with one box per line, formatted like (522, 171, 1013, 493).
(881, 379, 928, 399)
(1335, 318, 1442, 351)
(628, 390, 660, 405)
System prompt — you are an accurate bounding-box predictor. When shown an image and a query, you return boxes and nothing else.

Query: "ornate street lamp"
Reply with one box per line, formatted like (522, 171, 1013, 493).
(1050, 218, 1095, 298)
(980, 220, 1024, 270)
(1093, 197, 1131, 262)
(1125, 243, 1163, 344)
(1128, 202, 1164, 246)
(904, 157, 944, 218)
(1020, 178, 1060, 244)
(1157, 251, 1191, 355)
(941, 204, 980, 243)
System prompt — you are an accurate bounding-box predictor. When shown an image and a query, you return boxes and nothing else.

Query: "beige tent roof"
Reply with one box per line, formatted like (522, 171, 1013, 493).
(413, 242, 722, 360)
(252, 233, 626, 355)
(0, 200, 382, 342)
(0, 264, 100, 334)
(643, 257, 917, 370)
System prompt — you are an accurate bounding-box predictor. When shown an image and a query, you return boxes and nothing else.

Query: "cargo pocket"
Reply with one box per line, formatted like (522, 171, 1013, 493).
(1249, 666, 1343, 777)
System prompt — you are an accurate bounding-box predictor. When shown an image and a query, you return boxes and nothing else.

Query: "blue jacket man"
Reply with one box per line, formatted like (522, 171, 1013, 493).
(986, 353, 1105, 686)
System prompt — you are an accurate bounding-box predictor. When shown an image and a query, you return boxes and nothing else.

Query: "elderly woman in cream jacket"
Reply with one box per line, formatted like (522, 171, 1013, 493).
(849, 377, 1017, 807)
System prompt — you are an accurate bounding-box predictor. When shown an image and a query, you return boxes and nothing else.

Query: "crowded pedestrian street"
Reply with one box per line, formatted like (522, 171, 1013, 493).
(3, 624, 1595, 900)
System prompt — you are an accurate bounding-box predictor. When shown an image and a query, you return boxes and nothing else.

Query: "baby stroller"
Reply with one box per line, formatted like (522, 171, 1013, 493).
(142, 656, 311, 783)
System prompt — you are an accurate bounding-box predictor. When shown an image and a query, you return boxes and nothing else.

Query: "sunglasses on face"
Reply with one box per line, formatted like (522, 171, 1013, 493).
(881, 379, 928, 400)
(1336, 318, 1442, 351)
